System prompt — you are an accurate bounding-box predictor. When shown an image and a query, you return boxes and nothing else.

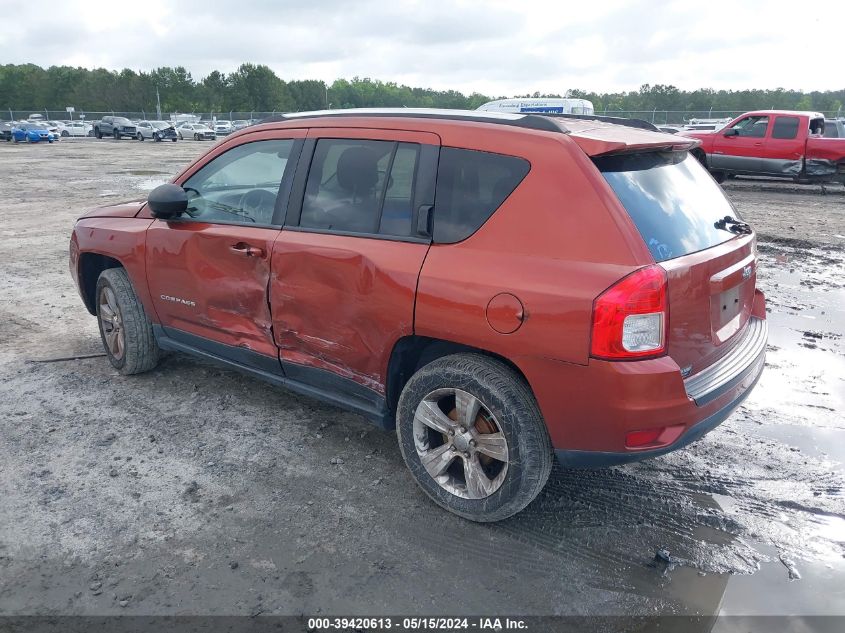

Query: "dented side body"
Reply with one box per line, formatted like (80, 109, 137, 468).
(684, 110, 845, 182)
(70, 110, 767, 464)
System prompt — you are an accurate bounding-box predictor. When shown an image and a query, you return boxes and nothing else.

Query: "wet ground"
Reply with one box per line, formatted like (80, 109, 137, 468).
(0, 139, 843, 627)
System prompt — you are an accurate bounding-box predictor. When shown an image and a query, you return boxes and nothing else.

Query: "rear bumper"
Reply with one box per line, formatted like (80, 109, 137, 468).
(520, 315, 767, 467)
(555, 350, 764, 467)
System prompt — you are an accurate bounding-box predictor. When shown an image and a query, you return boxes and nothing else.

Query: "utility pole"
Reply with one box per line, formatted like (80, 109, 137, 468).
(156, 87, 162, 120)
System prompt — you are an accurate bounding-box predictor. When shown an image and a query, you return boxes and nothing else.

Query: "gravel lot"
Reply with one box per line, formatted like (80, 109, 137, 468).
(0, 138, 843, 624)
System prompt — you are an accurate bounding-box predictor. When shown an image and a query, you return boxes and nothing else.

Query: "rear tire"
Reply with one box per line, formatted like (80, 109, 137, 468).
(711, 171, 727, 184)
(396, 353, 553, 522)
(95, 268, 160, 375)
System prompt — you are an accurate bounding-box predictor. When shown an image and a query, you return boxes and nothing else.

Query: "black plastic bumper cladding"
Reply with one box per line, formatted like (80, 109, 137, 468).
(684, 317, 767, 406)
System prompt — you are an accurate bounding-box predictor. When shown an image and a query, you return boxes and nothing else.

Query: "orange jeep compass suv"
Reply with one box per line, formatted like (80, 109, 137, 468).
(69, 109, 767, 521)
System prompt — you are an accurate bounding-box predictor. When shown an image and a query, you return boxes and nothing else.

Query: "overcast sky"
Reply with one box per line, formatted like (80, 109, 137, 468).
(1, 0, 840, 95)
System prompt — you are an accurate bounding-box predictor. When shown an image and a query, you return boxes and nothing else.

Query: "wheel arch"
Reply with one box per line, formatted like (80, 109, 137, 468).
(385, 335, 534, 418)
(691, 147, 708, 168)
(78, 252, 123, 315)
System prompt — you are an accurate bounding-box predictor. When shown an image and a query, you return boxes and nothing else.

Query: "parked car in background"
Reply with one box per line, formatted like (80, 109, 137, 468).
(135, 120, 179, 142)
(41, 121, 66, 139)
(683, 110, 845, 183)
(12, 122, 55, 143)
(231, 119, 250, 131)
(824, 118, 845, 138)
(1, 121, 13, 141)
(46, 120, 74, 137)
(63, 121, 93, 137)
(682, 117, 732, 132)
(70, 108, 767, 521)
(176, 122, 216, 140)
(94, 116, 138, 140)
(213, 119, 234, 135)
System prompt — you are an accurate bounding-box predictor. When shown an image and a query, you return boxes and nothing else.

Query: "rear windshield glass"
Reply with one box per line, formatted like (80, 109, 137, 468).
(595, 152, 741, 262)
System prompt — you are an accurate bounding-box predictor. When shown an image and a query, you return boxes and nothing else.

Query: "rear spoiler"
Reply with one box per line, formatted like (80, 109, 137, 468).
(538, 113, 660, 132)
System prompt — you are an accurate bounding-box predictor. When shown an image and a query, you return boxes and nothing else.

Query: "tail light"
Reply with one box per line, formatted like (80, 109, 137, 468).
(591, 265, 668, 360)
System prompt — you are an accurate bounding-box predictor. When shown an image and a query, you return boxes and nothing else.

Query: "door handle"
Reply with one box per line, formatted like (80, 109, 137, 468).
(230, 242, 265, 258)
(416, 204, 434, 237)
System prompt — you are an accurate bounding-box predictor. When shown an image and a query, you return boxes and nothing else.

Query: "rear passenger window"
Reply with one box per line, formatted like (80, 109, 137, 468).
(433, 148, 530, 244)
(772, 116, 799, 139)
(300, 139, 420, 237)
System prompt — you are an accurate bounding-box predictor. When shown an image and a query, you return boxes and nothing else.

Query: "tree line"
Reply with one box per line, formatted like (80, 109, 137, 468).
(1, 63, 843, 115)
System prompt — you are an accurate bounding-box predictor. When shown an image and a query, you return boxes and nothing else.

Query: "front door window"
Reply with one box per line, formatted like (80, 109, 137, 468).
(181, 139, 296, 226)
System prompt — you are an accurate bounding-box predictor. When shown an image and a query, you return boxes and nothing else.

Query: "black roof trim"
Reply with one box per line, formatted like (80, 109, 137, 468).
(259, 110, 566, 133)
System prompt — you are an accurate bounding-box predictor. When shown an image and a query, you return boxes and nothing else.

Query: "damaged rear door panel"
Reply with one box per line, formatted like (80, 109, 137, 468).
(270, 128, 440, 400)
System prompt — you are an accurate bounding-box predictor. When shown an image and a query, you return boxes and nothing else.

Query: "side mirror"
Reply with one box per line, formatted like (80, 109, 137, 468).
(148, 183, 188, 219)
(723, 128, 738, 137)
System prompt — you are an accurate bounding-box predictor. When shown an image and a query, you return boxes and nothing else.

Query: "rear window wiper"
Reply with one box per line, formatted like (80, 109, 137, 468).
(714, 216, 752, 235)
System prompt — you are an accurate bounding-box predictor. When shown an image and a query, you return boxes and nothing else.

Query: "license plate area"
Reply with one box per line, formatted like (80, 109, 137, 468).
(711, 282, 751, 343)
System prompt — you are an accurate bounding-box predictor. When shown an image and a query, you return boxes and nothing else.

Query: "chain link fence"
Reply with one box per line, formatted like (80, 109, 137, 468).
(7, 108, 844, 125)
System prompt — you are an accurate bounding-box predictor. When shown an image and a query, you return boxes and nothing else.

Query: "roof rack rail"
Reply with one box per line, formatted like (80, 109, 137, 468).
(538, 113, 659, 131)
(259, 108, 567, 133)
(259, 108, 659, 134)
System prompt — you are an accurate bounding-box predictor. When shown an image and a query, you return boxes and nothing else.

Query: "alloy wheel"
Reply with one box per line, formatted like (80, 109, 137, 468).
(413, 388, 509, 499)
(98, 286, 125, 360)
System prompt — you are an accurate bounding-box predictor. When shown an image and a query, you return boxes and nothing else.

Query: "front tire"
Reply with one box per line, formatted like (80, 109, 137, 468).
(95, 128, 102, 139)
(396, 353, 553, 522)
(113, 130, 120, 140)
(95, 268, 160, 375)
(61, 130, 69, 137)
(137, 132, 144, 141)
(194, 133, 200, 141)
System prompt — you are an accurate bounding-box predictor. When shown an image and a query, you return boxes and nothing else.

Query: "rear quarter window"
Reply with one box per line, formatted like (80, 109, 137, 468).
(433, 148, 530, 244)
(772, 116, 799, 139)
(596, 152, 742, 262)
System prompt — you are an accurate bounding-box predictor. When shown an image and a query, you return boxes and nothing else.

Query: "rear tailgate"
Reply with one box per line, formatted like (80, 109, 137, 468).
(661, 233, 757, 374)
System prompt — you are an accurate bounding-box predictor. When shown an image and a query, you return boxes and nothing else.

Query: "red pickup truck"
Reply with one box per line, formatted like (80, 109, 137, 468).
(683, 110, 845, 183)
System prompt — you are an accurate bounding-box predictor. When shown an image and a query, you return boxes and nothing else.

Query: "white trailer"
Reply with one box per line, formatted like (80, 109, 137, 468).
(476, 98, 595, 116)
